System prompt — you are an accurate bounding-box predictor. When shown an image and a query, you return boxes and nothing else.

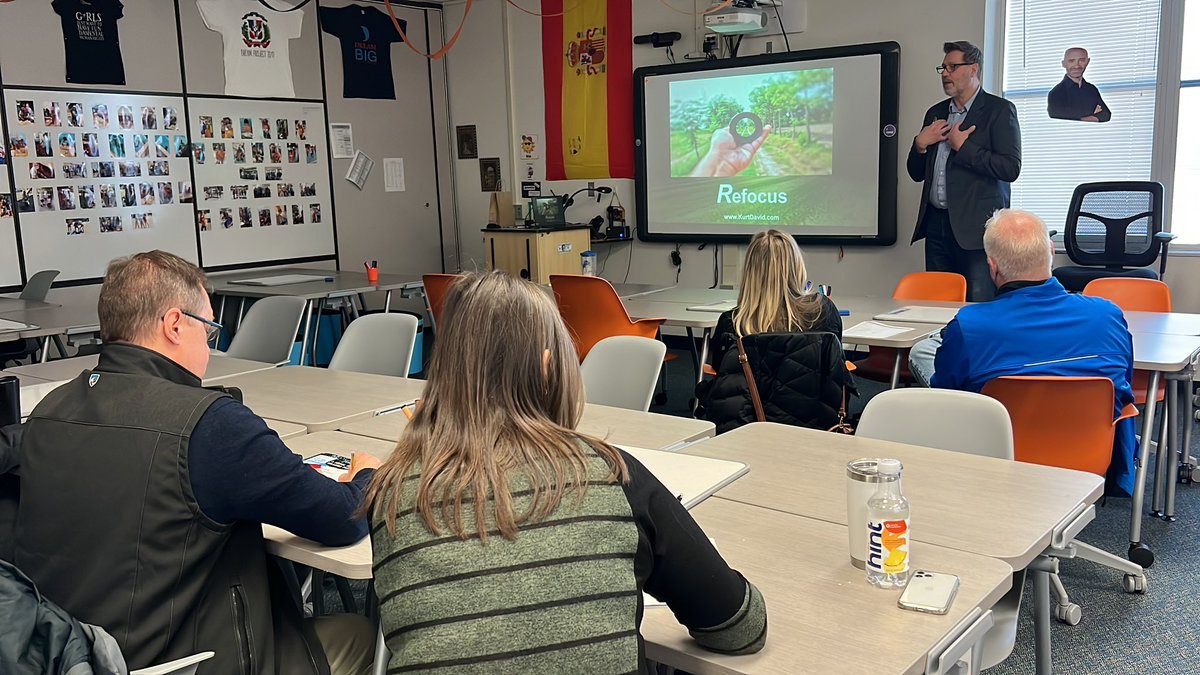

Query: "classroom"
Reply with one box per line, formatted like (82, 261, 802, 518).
(1, 1, 1197, 674)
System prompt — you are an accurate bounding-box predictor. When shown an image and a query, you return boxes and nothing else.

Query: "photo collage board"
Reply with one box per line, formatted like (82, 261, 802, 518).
(3, 89, 199, 282)
(0, 122, 20, 286)
(188, 97, 335, 267)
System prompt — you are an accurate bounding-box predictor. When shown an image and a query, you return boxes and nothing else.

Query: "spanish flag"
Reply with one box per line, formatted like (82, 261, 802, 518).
(541, 0, 633, 180)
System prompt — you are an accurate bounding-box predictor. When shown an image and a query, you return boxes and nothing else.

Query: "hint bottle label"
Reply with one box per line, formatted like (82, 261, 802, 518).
(866, 519, 909, 575)
(881, 519, 909, 574)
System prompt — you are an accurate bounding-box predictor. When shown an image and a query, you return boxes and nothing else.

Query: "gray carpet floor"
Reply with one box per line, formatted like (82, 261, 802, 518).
(648, 348, 1200, 674)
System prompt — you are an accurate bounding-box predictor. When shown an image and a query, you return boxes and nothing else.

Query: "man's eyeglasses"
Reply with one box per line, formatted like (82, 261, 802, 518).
(936, 62, 975, 74)
(181, 310, 222, 341)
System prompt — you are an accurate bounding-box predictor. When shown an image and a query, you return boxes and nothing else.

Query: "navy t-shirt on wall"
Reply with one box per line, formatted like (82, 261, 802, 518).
(52, 0, 126, 85)
(319, 4, 405, 100)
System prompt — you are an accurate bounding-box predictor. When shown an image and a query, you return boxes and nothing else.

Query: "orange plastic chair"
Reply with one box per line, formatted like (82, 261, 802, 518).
(422, 273, 463, 329)
(853, 272, 967, 385)
(549, 274, 666, 362)
(982, 376, 1138, 476)
(1083, 277, 1170, 404)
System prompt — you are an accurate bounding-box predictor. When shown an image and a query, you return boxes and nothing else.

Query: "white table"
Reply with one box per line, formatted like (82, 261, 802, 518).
(641, 499, 1012, 675)
(264, 431, 750, 580)
(1127, 331, 1200, 560)
(6, 353, 277, 383)
(338, 401, 714, 452)
(209, 267, 424, 366)
(263, 418, 308, 440)
(1124, 310, 1200, 336)
(216, 367, 425, 431)
(682, 422, 1105, 675)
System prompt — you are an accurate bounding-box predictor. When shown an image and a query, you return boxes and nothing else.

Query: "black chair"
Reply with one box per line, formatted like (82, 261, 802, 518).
(0, 270, 60, 367)
(1052, 181, 1174, 292)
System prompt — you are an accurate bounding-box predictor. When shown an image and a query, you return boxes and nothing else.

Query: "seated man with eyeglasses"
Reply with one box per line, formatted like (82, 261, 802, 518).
(10, 251, 378, 675)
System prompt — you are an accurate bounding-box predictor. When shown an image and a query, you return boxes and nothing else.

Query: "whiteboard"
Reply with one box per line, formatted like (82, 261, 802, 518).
(0, 120, 20, 288)
(188, 97, 335, 268)
(4, 89, 199, 282)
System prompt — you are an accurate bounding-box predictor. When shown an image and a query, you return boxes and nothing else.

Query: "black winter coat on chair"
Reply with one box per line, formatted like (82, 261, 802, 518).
(699, 331, 856, 435)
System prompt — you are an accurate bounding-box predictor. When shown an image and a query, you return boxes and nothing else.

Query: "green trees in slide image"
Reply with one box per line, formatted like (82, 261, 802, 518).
(669, 69, 834, 177)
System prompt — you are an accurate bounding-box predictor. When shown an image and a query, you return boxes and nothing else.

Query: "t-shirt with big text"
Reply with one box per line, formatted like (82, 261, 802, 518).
(319, 4, 405, 100)
(52, 0, 126, 85)
(197, 0, 304, 98)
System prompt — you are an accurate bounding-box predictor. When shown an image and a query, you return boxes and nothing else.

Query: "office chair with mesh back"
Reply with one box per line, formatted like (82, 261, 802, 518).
(1052, 181, 1174, 292)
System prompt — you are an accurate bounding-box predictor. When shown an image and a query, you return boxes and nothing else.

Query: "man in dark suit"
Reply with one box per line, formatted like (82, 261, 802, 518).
(907, 41, 1022, 301)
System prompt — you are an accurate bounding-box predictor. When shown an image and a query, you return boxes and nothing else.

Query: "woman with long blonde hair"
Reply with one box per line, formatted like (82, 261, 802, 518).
(699, 229, 846, 432)
(364, 271, 766, 674)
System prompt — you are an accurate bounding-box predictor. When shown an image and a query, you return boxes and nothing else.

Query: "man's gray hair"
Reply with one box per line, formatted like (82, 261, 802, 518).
(944, 41, 982, 67)
(983, 209, 1054, 280)
(98, 250, 209, 343)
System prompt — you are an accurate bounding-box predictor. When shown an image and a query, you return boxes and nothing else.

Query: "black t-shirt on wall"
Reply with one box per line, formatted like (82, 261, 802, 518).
(52, 0, 126, 85)
(319, 4, 405, 100)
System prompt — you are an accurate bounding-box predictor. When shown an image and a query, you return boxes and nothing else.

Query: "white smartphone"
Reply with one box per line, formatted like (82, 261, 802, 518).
(897, 570, 960, 615)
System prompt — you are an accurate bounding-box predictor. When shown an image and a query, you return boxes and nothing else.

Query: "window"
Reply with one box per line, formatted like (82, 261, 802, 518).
(1170, 1, 1200, 244)
(1002, 0, 1161, 234)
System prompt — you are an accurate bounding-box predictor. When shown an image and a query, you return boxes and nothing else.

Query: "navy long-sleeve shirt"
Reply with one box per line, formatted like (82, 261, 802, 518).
(188, 396, 373, 546)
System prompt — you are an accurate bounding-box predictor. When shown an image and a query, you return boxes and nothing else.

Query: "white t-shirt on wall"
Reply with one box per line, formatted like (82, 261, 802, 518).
(197, 0, 304, 98)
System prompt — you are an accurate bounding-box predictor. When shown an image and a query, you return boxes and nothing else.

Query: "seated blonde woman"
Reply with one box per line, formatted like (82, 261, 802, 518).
(364, 271, 767, 673)
(699, 229, 850, 433)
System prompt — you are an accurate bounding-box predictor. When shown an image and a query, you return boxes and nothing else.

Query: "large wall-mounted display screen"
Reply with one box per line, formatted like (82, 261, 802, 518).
(635, 42, 900, 245)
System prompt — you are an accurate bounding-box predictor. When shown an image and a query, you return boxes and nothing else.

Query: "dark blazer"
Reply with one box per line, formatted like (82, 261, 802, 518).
(907, 90, 1022, 250)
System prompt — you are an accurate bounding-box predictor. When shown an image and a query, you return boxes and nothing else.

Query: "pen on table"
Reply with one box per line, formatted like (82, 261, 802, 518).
(401, 401, 419, 420)
(839, 310, 850, 316)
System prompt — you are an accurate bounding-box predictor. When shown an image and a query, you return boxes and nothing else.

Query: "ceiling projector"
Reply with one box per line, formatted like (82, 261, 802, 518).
(703, 6, 769, 34)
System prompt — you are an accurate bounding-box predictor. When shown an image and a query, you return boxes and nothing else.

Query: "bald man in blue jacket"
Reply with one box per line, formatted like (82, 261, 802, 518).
(909, 209, 1137, 496)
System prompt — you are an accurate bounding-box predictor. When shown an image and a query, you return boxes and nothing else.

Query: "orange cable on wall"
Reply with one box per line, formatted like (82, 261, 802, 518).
(384, 0, 473, 60)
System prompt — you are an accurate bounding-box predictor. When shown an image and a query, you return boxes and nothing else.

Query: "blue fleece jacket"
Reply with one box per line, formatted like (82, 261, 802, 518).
(932, 278, 1138, 496)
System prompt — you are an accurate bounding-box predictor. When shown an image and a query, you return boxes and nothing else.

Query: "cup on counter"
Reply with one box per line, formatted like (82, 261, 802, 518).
(846, 458, 894, 569)
(367, 267, 379, 283)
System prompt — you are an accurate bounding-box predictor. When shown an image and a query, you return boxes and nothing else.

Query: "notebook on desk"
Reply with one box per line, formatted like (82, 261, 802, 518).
(0, 318, 36, 332)
(687, 300, 736, 313)
(228, 274, 330, 287)
(873, 305, 960, 324)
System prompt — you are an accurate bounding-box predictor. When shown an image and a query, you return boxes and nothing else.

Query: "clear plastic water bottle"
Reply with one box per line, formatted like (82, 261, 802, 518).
(865, 459, 910, 589)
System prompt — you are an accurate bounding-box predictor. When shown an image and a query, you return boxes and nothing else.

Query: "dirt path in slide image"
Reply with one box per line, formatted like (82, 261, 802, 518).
(754, 148, 784, 176)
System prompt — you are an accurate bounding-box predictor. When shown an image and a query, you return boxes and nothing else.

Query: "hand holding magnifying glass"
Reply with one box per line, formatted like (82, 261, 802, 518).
(690, 116, 773, 177)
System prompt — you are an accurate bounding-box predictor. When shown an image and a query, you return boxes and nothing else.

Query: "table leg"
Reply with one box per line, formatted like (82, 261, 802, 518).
(1128, 371, 1160, 565)
(312, 298, 325, 367)
(1164, 379, 1181, 521)
(685, 327, 700, 382)
(384, 289, 393, 313)
(298, 299, 314, 368)
(698, 327, 713, 382)
(39, 337, 51, 363)
(1150, 397, 1169, 517)
(889, 350, 902, 390)
(1031, 560, 1052, 675)
(52, 335, 67, 359)
(217, 295, 227, 326)
(237, 297, 247, 330)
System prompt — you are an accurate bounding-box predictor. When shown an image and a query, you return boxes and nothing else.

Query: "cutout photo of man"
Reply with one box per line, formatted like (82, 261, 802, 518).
(1048, 47, 1111, 122)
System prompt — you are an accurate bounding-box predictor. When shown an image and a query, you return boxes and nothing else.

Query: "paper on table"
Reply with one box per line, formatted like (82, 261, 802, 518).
(844, 321, 915, 340)
(0, 318, 35, 332)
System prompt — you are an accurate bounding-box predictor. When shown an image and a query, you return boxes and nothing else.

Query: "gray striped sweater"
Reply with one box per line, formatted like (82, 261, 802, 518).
(371, 448, 766, 674)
